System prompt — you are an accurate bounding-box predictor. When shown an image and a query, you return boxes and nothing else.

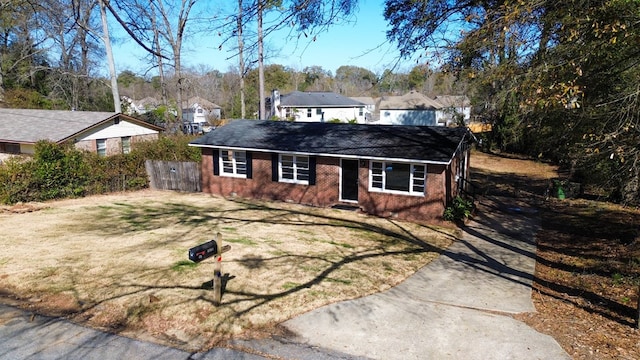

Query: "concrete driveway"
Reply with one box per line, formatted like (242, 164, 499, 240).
(250, 196, 571, 360)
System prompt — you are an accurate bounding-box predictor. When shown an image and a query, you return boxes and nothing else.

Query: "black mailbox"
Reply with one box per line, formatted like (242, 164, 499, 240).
(188, 239, 218, 262)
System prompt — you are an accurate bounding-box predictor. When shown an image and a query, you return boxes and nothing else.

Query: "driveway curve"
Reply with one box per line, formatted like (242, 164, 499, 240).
(278, 196, 571, 360)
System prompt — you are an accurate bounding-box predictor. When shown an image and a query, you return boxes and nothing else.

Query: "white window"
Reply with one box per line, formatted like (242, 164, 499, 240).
(121, 136, 131, 154)
(280, 154, 309, 184)
(96, 139, 106, 157)
(369, 161, 426, 195)
(307, 108, 312, 118)
(220, 149, 247, 177)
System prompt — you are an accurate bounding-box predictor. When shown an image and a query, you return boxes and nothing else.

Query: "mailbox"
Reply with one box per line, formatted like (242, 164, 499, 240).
(189, 239, 218, 262)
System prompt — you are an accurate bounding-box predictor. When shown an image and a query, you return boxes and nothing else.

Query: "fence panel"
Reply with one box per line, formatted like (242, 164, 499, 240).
(145, 160, 201, 192)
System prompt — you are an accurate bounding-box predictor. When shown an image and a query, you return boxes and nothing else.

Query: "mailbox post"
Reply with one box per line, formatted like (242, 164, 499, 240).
(188, 232, 230, 306)
(213, 232, 222, 306)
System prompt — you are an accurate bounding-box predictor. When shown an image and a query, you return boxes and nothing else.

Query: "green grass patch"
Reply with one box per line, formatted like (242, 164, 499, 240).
(225, 237, 257, 246)
(282, 282, 300, 289)
(329, 241, 355, 249)
(326, 277, 352, 285)
(171, 260, 199, 272)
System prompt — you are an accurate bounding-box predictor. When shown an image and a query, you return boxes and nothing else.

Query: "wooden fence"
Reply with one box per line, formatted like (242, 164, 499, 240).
(145, 160, 201, 192)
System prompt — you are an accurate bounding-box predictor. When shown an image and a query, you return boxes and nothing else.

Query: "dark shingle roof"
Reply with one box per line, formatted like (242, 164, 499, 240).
(190, 120, 471, 164)
(280, 91, 365, 108)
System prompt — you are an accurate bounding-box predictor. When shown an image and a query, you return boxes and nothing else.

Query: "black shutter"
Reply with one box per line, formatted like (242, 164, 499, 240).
(246, 151, 253, 179)
(271, 153, 279, 181)
(213, 149, 219, 175)
(309, 156, 316, 185)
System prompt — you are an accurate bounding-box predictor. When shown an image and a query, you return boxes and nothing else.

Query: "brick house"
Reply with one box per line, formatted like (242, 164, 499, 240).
(0, 109, 162, 157)
(190, 120, 474, 223)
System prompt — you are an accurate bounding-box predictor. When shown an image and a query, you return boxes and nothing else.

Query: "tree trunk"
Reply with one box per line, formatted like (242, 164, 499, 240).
(237, 0, 246, 119)
(258, 0, 265, 120)
(99, 0, 121, 113)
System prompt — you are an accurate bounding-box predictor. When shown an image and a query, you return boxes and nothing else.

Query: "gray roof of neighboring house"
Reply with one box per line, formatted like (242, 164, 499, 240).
(350, 97, 375, 106)
(280, 91, 366, 107)
(379, 91, 443, 110)
(434, 95, 471, 107)
(0, 109, 161, 144)
(190, 119, 471, 164)
(187, 96, 221, 109)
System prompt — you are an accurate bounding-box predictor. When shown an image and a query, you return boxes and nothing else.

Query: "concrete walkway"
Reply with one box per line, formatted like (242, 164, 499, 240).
(271, 196, 571, 360)
(0, 196, 570, 360)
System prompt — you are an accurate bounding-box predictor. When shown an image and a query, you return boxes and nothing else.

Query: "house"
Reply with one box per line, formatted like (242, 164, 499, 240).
(376, 91, 443, 126)
(122, 96, 160, 116)
(190, 120, 474, 223)
(350, 96, 375, 122)
(182, 96, 222, 124)
(0, 109, 162, 157)
(267, 90, 367, 123)
(434, 95, 472, 126)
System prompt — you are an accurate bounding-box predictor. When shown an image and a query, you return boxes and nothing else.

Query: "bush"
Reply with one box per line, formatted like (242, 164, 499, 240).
(0, 135, 202, 204)
(443, 196, 474, 222)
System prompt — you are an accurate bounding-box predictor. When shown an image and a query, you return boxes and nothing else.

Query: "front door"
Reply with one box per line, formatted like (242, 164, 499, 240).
(341, 159, 359, 202)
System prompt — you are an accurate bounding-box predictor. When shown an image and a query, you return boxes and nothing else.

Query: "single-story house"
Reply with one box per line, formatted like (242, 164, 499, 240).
(0, 109, 162, 157)
(376, 91, 443, 126)
(267, 90, 367, 123)
(190, 120, 474, 223)
(122, 96, 160, 116)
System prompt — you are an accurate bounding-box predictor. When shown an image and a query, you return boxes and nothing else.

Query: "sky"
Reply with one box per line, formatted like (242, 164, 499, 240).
(110, 0, 419, 77)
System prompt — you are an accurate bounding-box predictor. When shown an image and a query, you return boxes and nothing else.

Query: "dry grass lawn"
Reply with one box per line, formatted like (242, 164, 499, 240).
(0, 190, 456, 351)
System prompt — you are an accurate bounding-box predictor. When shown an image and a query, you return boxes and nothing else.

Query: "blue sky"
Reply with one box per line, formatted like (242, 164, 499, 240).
(111, 0, 419, 76)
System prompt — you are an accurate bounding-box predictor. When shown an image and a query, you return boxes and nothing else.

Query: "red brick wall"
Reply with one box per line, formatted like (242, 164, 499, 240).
(200, 149, 462, 223)
(201, 149, 341, 207)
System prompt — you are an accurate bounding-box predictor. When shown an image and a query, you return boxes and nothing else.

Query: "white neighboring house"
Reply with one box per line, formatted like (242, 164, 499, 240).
(434, 95, 472, 126)
(376, 91, 443, 126)
(182, 96, 222, 124)
(350, 96, 375, 123)
(0, 109, 162, 157)
(268, 90, 367, 123)
(121, 96, 160, 116)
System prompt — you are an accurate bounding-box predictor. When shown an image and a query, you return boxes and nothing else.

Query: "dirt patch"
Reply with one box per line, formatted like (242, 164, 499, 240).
(0, 190, 455, 352)
(473, 150, 640, 360)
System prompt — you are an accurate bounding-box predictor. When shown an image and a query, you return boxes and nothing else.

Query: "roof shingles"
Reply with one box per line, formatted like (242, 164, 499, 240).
(191, 120, 470, 164)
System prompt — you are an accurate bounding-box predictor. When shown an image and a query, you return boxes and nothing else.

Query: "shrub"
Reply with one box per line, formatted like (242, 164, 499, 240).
(443, 196, 474, 222)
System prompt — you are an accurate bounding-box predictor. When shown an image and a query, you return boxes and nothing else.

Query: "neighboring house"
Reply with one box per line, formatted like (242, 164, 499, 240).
(376, 91, 443, 126)
(182, 96, 222, 124)
(350, 96, 375, 122)
(122, 96, 160, 116)
(267, 90, 367, 123)
(434, 95, 472, 126)
(190, 120, 474, 223)
(0, 109, 162, 157)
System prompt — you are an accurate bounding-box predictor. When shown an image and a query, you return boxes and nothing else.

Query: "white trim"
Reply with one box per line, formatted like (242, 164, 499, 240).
(368, 160, 426, 197)
(219, 149, 247, 178)
(189, 144, 453, 165)
(339, 158, 359, 203)
(278, 154, 309, 185)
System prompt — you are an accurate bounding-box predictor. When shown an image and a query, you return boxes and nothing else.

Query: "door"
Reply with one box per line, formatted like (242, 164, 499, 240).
(341, 159, 359, 202)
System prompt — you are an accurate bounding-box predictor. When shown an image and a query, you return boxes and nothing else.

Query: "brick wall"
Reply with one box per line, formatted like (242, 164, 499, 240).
(200, 149, 460, 223)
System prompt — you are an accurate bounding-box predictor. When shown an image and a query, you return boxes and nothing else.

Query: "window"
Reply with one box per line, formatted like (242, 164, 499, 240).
(316, 108, 322, 115)
(0, 142, 20, 154)
(359, 108, 363, 116)
(280, 154, 309, 184)
(220, 149, 247, 177)
(307, 108, 312, 118)
(285, 108, 292, 118)
(369, 161, 426, 195)
(96, 139, 106, 157)
(197, 108, 203, 113)
(121, 136, 131, 154)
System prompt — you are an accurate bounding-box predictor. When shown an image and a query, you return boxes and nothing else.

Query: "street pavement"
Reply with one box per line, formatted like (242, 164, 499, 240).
(0, 196, 570, 359)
